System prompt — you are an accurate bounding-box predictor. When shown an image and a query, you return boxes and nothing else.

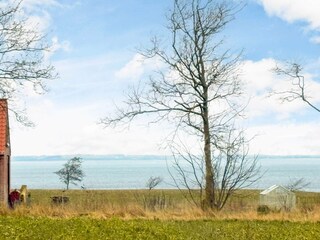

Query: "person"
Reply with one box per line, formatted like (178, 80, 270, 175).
(9, 189, 20, 209)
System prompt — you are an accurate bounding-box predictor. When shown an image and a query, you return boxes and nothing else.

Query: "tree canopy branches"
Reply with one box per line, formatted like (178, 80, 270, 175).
(0, 0, 56, 125)
(102, 0, 259, 210)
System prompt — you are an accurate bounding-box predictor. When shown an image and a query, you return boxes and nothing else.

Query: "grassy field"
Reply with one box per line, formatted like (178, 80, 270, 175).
(4, 189, 320, 220)
(1, 189, 320, 239)
(0, 217, 320, 239)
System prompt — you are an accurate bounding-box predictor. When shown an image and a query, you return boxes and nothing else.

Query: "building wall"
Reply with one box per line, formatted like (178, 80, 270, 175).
(0, 153, 9, 203)
(0, 99, 10, 205)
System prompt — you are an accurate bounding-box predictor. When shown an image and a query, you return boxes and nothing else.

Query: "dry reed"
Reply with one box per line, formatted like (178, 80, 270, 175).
(2, 189, 320, 222)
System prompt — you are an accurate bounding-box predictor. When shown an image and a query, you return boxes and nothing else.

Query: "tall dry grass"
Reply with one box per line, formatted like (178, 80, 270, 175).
(3, 189, 320, 221)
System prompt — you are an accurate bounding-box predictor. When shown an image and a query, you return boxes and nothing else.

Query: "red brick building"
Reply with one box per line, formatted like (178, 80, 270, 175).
(0, 99, 10, 204)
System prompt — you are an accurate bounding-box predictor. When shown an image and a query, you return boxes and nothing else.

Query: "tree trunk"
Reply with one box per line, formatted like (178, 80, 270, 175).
(203, 94, 214, 209)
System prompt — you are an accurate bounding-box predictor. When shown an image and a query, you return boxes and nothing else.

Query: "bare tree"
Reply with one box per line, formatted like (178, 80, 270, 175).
(54, 157, 85, 190)
(101, 0, 259, 209)
(285, 177, 310, 192)
(273, 62, 320, 112)
(0, 1, 56, 125)
(169, 128, 259, 210)
(146, 176, 163, 190)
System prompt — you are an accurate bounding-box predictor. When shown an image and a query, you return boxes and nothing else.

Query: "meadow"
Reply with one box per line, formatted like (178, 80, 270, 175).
(0, 217, 320, 239)
(5, 189, 320, 220)
(1, 189, 320, 239)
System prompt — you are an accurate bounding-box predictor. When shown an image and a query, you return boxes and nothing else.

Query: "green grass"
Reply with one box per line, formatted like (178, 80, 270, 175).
(0, 217, 319, 240)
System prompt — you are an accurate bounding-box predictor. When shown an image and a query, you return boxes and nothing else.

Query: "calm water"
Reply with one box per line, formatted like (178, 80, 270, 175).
(10, 155, 320, 191)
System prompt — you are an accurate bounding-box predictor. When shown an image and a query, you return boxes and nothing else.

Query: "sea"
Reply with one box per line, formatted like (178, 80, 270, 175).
(10, 155, 320, 192)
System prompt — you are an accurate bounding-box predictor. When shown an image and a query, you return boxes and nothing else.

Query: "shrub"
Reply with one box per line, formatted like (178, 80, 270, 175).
(257, 205, 270, 214)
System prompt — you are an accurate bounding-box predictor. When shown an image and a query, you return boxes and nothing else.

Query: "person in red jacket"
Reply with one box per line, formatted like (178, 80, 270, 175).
(9, 189, 20, 209)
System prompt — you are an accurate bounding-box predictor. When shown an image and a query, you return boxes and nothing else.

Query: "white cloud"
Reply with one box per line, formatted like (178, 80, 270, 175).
(310, 36, 320, 44)
(0, 1, 53, 33)
(243, 59, 301, 119)
(258, 0, 320, 46)
(247, 122, 320, 155)
(24, 12, 51, 33)
(0, 0, 60, 8)
(241, 58, 320, 155)
(3, 0, 61, 30)
(10, 98, 172, 156)
(258, 0, 320, 30)
(21, 0, 61, 8)
(115, 54, 163, 81)
(51, 36, 71, 52)
(8, 51, 172, 155)
(242, 58, 277, 93)
(2, 0, 71, 61)
(44, 37, 71, 60)
(115, 54, 146, 80)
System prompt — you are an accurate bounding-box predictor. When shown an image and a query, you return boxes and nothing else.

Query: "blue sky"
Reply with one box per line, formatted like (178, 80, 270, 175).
(9, 0, 320, 156)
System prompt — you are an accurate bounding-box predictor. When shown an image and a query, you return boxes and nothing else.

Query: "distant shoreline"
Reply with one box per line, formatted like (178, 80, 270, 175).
(12, 154, 320, 161)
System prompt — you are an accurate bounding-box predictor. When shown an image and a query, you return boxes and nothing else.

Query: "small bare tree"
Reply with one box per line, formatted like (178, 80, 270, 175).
(146, 176, 163, 190)
(273, 62, 320, 113)
(101, 0, 259, 210)
(55, 157, 85, 190)
(0, 1, 56, 125)
(285, 178, 310, 192)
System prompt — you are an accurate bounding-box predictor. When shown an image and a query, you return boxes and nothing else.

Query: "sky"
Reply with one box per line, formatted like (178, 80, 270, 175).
(7, 0, 320, 156)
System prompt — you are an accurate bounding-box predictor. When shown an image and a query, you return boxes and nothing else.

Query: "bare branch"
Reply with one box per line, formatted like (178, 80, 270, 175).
(272, 62, 320, 113)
